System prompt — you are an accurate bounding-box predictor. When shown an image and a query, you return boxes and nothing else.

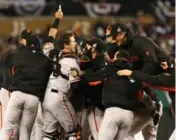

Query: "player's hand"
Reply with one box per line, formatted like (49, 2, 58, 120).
(70, 68, 80, 77)
(117, 69, 132, 76)
(160, 61, 168, 70)
(55, 9, 63, 19)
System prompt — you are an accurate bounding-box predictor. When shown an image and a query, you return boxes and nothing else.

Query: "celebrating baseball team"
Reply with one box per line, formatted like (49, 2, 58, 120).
(0, 6, 175, 140)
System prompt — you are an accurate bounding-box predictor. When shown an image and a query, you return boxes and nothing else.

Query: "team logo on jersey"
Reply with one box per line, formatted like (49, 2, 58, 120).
(117, 27, 122, 33)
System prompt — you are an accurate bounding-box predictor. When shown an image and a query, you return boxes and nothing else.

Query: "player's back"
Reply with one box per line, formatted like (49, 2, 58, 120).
(8, 47, 52, 100)
(102, 59, 142, 111)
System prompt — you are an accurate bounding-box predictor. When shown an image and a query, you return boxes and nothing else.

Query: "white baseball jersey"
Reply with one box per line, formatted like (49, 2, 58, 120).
(47, 57, 80, 94)
(42, 41, 80, 93)
(42, 42, 54, 57)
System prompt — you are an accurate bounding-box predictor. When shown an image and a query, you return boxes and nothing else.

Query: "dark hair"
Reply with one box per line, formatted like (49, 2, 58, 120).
(21, 29, 32, 39)
(115, 50, 130, 60)
(83, 37, 105, 54)
(91, 37, 105, 53)
(56, 31, 74, 50)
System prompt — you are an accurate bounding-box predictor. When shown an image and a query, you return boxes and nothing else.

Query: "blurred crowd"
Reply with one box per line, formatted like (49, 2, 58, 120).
(0, 0, 174, 57)
(0, 18, 174, 56)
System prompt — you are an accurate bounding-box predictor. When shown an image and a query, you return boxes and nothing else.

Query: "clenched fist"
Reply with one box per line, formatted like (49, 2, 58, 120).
(55, 9, 63, 19)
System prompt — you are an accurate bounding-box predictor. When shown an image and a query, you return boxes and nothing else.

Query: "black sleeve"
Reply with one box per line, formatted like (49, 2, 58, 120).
(131, 71, 175, 87)
(70, 80, 87, 95)
(79, 61, 92, 71)
(134, 37, 158, 74)
(43, 36, 54, 44)
(81, 69, 106, 82)
(140, 63, 156, 74)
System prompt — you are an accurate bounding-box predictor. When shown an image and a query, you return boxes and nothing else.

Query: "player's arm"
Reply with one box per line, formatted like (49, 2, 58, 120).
(43, 7, 63, 50)
(48, 7, 63, 40)
(135, 37, 158, 74)
(117, 69, 175, 87)
(69, 68, 88, 95)
(67, 59, 86, 95)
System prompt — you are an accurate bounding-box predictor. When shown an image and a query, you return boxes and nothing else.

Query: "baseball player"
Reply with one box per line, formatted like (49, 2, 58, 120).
(117, 58, 175, 90)
(42, 31, 81, 140)
(30, 8, 64, 140)
(98, 50, 142, 140)
(0, 35, 52, 140)
(42, 5, 63, 56)
(117, 56, 175, 140)
(0, 29, 32, 129)
(76, 37, 106, 140)
(105, 23, 166, 139)
(0, 42, 11, 129)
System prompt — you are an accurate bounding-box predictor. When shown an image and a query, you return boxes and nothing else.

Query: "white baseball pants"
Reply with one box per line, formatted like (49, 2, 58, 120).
(42, 87, 77, 140)
(0, 91, 39, 140)
(87, 106, 104, 140)
(125, 108, 159, 140)
(30, 103, 44, 140)
(0, 88, 10, 128)
(98, 107, 134, 140)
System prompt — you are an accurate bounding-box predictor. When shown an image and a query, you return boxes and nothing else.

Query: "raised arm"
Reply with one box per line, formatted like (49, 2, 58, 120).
(42, 8, 63, 55)
(48, 7, 63, 39)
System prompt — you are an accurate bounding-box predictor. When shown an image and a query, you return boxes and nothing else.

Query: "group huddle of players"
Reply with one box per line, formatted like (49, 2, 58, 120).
(0, 7, 174, 140)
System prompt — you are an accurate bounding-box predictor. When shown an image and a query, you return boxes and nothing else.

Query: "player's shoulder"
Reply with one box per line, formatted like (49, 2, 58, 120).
(134, 35, 153, 46)
(60, 57, 78, 66)
(42, 43, 54, 56)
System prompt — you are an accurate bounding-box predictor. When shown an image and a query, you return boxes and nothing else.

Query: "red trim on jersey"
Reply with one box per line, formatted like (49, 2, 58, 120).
(130, 56, 139, 62)
(89, 81, 102, 86)
(62, 96, 76, 127)
(93, 108, 99, 133)
(137, 90, 144, 101)
(9, 129, 13, 140)
(79, 110, 83, 127)
(11, 66, 15, 76)
(143, 82, 175, 92)
(8, 92, 11, 98)
(151, 85, 175, 92)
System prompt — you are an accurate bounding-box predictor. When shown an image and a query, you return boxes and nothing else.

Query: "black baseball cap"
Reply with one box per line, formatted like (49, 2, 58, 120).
(106, 23, 128, 37)
(26, 35, 40, 48)
(21, 29, 32, 39)
(87, 37, 106, 53)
